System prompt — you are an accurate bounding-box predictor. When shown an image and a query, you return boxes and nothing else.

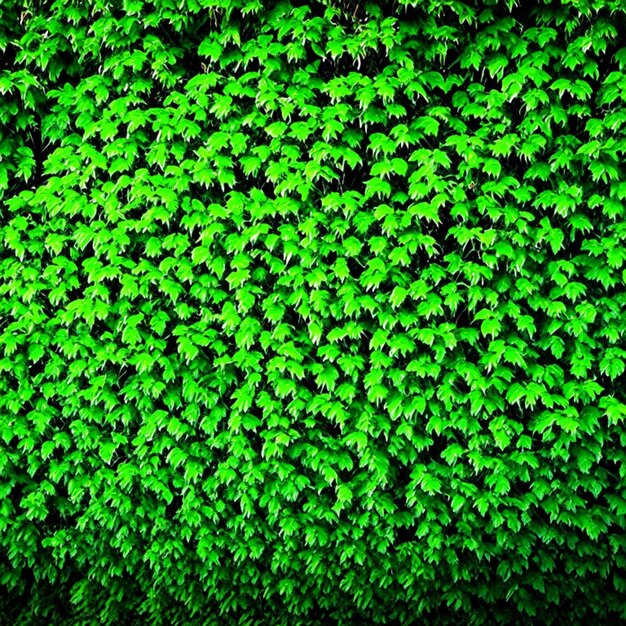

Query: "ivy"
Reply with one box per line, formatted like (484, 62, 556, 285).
(1, 0, 626, 624)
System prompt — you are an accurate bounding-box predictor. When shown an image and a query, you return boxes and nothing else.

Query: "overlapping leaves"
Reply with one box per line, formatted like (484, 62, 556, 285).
(1, 0, 626, 624)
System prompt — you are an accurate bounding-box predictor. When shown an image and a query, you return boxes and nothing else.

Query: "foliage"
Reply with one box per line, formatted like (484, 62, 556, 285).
(1, 0, 626, 624)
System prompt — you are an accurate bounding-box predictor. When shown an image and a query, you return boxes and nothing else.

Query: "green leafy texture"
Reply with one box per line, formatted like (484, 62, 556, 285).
(1, 0, 626, 625)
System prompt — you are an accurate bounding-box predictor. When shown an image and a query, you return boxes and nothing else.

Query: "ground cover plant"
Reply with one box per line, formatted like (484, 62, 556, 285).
(1, 0, 626, 624)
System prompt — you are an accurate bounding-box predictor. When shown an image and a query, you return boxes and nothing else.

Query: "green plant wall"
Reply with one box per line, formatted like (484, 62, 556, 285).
(1, 0, 626, 624)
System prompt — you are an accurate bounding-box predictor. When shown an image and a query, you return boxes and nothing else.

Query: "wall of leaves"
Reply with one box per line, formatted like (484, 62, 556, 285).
(1, 0, 626, 624)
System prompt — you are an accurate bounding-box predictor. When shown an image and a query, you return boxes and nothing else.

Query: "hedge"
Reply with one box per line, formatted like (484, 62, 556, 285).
(1, 0, 626, 624)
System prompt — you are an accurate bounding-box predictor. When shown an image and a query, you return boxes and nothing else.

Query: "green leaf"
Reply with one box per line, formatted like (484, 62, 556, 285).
(344, 431, 368, 452)
(28, 344, 45, 363)
(99, 442, 117, 464)
(413, 116, 439, 136)
(480, 318, 501, 339)
(390, 287, 408, 309)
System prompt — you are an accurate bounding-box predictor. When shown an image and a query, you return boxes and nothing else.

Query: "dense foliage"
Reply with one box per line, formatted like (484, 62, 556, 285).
(2, 0, 626, 623)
